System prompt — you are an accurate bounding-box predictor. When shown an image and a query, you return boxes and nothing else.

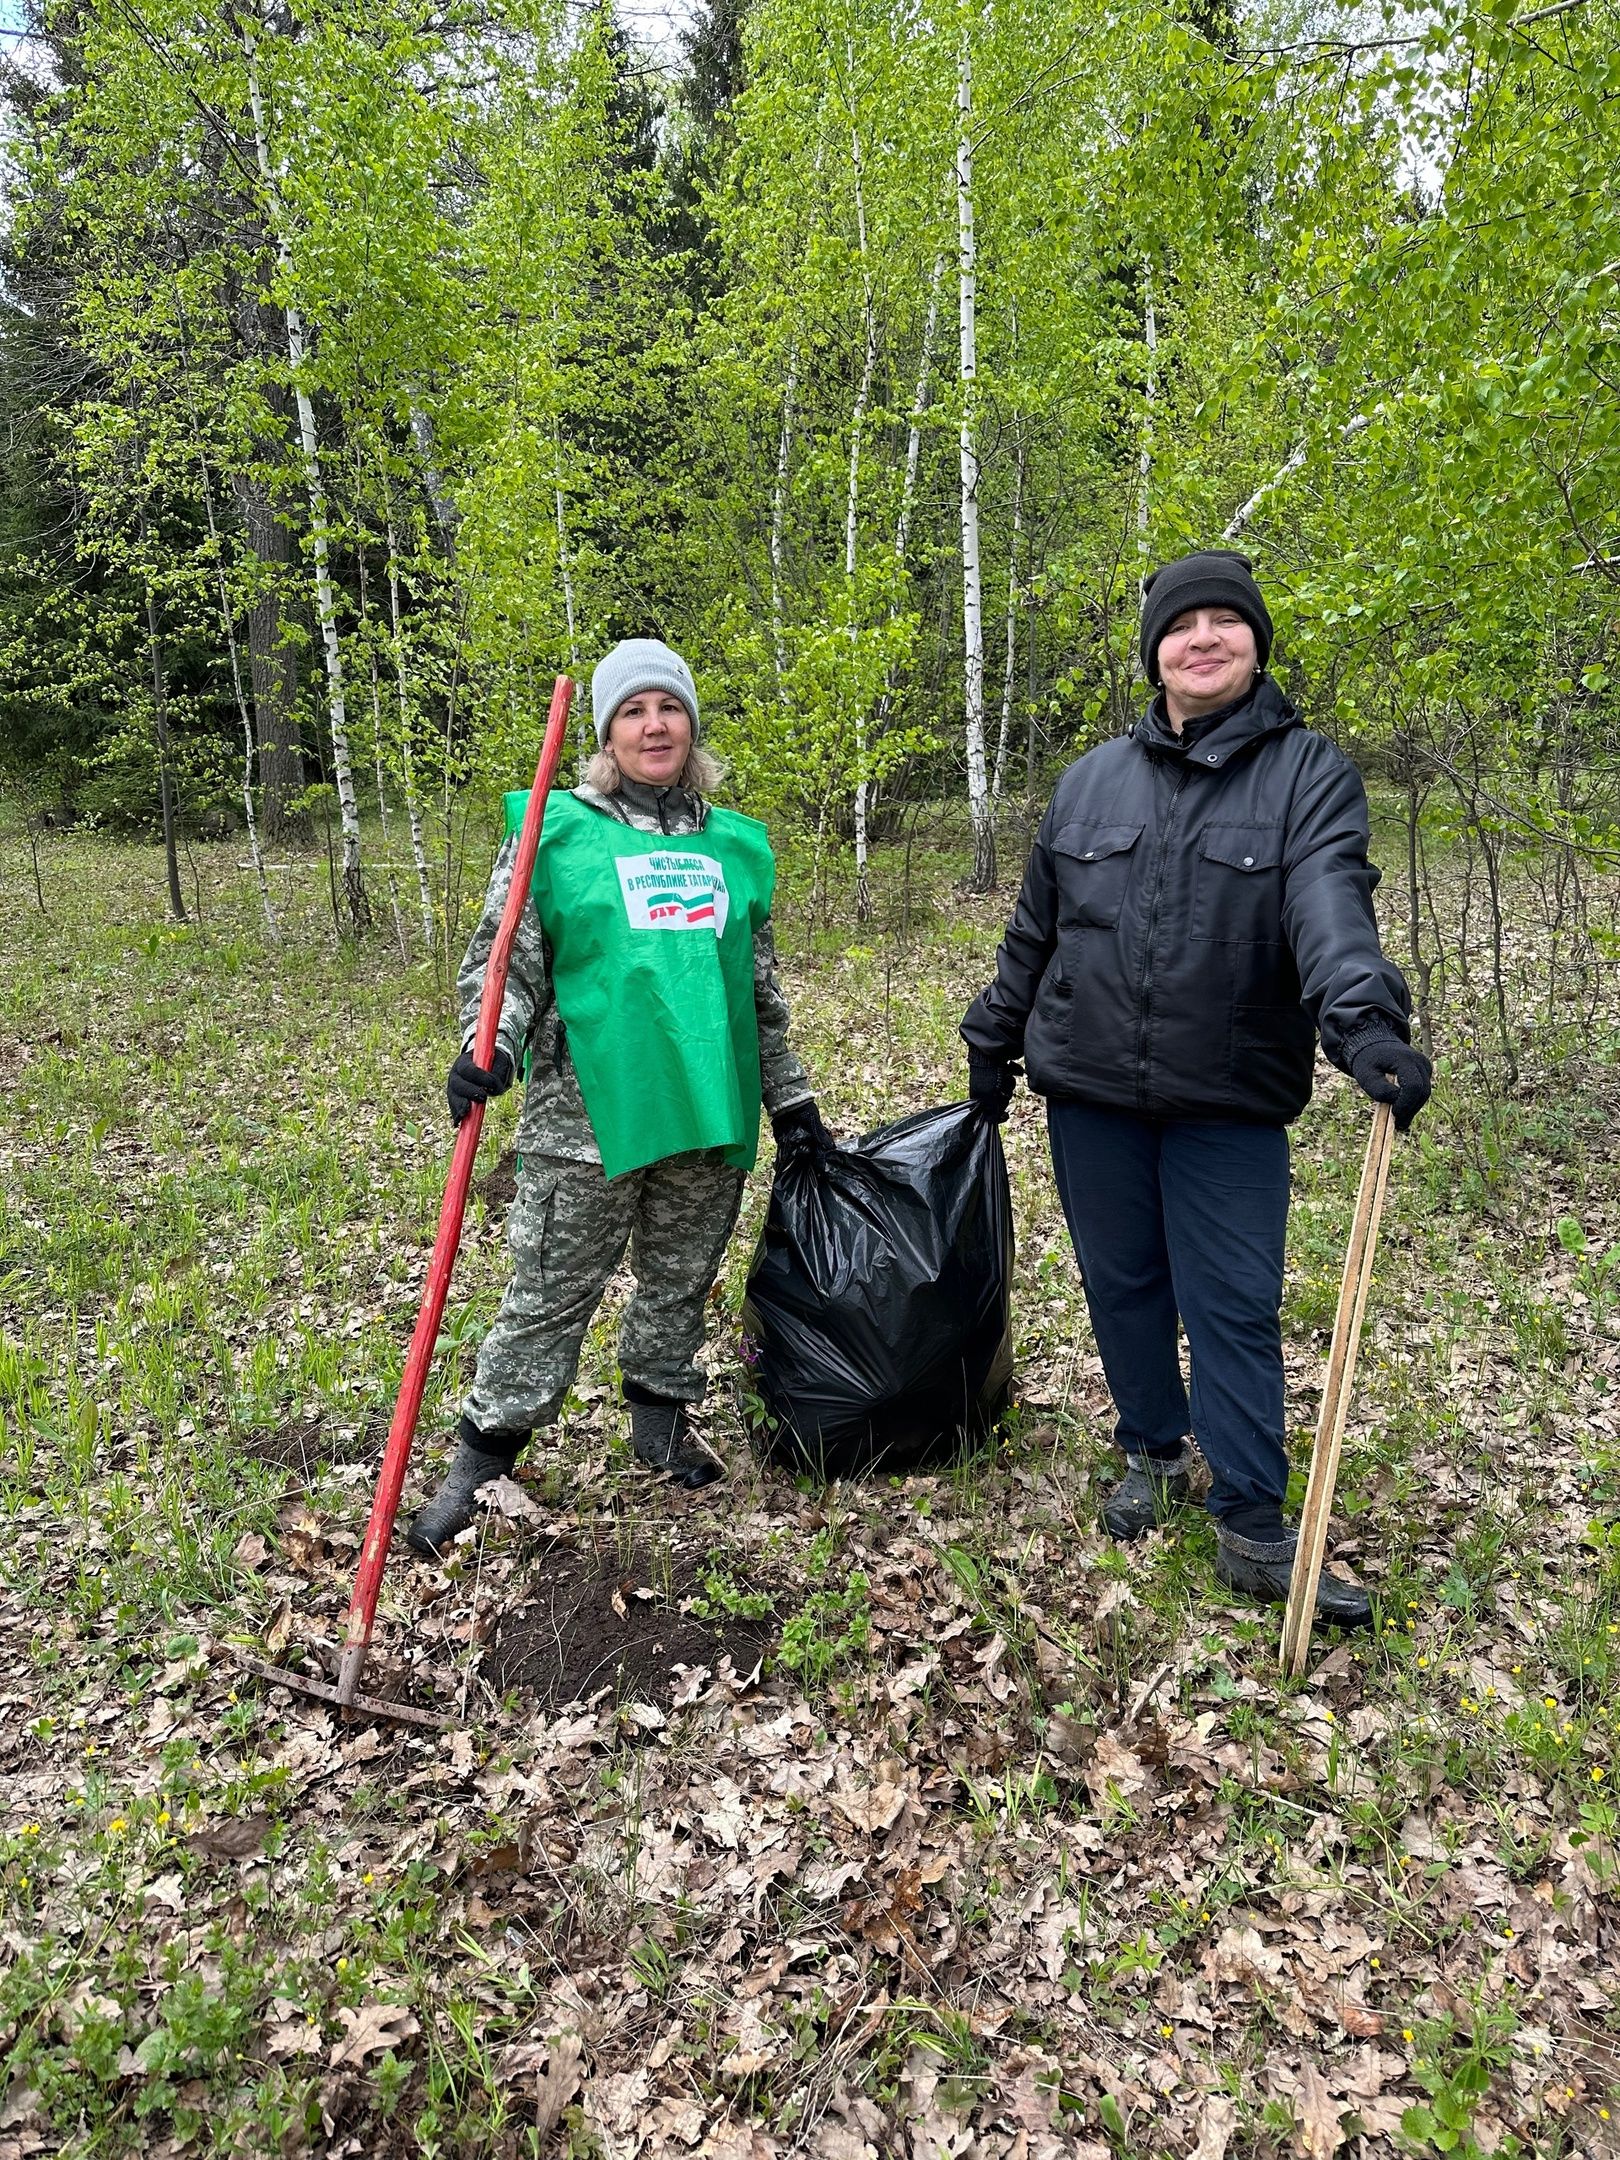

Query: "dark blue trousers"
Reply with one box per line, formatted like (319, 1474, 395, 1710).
(1047, 1101, 1290, 1534)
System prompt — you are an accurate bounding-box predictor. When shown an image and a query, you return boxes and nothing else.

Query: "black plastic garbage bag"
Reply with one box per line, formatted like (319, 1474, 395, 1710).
(741, 1101, 1014, 1478)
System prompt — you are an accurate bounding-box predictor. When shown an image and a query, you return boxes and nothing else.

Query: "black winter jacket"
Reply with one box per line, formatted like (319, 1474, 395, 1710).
(962, 680, 1411, 1124)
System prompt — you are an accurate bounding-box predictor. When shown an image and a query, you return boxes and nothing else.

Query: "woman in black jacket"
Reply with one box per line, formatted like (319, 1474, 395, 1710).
(962, 551, 1430, 1627)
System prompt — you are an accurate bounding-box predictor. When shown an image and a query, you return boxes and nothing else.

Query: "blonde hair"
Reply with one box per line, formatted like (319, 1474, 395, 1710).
(585, 740, 727, 797)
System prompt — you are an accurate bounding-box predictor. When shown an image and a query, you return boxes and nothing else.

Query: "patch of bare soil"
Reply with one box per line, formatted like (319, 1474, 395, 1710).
(476, 1146, 519, 1214)
(483, 1535, 776, 1709)
(240, 1414, 385, 1479)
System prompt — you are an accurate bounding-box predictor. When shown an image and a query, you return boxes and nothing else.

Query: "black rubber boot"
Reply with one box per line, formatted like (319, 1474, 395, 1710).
(1101, 1445, 1194, 1542)
(626, 1386, 724, 1491)
(405, 1429, 519, 1556)
(1215, 1526, 1374, 1630)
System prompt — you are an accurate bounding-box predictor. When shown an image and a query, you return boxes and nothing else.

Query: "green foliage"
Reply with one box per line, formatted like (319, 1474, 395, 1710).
(775, 1527, 872, 1687)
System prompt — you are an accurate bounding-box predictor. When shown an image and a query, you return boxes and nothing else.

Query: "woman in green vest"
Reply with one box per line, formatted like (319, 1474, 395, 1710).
(407, 638, 829, 1556)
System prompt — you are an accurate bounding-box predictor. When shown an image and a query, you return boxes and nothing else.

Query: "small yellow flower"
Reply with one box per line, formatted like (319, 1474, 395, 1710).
(108, 1817, 127, 1835)
(17, 1874, 28, 1890)
(1417, 1655, 1429, 1669)
(1399, 1855, 1413, 1867)
(158, 1810, 171, 1827)
(1403, 2028, 1415, 2044)
(84, 1742, 96, 1757)
(1407, 1599, 1419, 1610)
(1512, 1664, 1521, 1674)
(337, 1957, 349, 1973)
(1325, 1710, 1335, 1723)
(1200, 1909, 1211, 1921)
(362, 1871, 374, 1886)
(1591, 1767, 1606, 1782)
(1545, 1696, 1559, 1709)
(21, 1824, 39, 1838)
(1370, 1957, 1381, 1970)
(1600, 2107, 1611, 2122)
(1502, 1926, 1514, 1939)
(1160, 2023, 1173, 2038)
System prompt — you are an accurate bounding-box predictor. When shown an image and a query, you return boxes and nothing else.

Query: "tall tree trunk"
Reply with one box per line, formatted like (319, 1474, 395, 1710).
(145, 582, 187, 923)
(992, 405, 1026, 803)
(384, 500, 437, 953)
(1136, 260, 1157, 578)
(244, 13, 368, 931)
(409, 403, 459, 561)
(769, 338, 798, 685)
(230, 470, 305, 839)
(870, 251, 944, 747)
(958, 32, 994, 892)
(845, 53, 879, 922)
(357, 538, 408, 959)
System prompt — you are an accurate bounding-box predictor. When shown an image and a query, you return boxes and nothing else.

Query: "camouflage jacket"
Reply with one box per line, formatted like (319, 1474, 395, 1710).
(457, 776, 814, 1165)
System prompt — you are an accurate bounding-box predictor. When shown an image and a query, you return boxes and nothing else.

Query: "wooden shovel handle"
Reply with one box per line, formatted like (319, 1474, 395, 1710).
(1280, 1101, 1395, 1676)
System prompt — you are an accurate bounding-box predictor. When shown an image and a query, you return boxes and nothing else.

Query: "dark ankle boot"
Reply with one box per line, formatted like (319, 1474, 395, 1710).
(626, 1387, 723, 1491)
(1215, 1525, 1373, 1629)
(405, 1425, 522, 1555)
(1101, 1445, 1194, 1542)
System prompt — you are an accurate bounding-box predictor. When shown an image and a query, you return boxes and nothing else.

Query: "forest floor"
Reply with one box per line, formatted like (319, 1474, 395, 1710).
(1, 823, 1618, 2160)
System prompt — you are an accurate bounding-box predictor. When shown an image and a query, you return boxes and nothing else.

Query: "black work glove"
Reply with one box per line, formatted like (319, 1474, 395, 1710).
(771, 1098, 833, 1166)
(968, 1052, 1021, 1125)
(447, 1046, 515, 1126)
(1346, 1033, 1432, 1133)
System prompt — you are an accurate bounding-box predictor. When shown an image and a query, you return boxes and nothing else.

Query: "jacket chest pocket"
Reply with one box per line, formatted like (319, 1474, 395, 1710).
(1053, 822, 1144, 930)
(1192, 825, 1285, 944)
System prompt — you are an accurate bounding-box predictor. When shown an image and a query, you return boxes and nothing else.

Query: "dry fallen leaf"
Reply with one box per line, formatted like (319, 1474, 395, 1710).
(1294, 2060, 1345, 2158)
(534, 2035, 583, 2137)
(328, 2002, 420, 2070)
(1191, 2093, 1238, 2160)
(1085, 1730, 1155, 1809)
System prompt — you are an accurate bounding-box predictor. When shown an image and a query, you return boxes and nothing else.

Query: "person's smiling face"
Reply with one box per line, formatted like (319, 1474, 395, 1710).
(1157, 606, 1258, 725)
(608, 689, 693, 784)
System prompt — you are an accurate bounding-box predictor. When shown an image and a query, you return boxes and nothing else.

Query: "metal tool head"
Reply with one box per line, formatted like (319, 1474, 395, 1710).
(231, 1650, 454, 1731)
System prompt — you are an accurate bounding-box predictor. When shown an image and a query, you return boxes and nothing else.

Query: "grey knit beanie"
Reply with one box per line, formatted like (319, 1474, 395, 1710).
(591, 638, 700, 745)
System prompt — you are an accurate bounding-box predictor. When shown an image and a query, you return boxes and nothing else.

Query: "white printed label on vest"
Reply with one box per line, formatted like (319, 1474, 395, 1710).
(616, 851, 730, 936)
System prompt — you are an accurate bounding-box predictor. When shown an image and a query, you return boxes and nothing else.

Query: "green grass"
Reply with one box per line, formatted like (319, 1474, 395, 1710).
(1, 820, 1618, 2156)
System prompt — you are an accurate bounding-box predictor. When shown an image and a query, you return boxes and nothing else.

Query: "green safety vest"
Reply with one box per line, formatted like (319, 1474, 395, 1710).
(503, 788, 777, 1180)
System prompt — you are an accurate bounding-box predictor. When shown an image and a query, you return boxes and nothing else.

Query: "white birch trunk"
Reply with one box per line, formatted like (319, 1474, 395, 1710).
(384, 512, 437, 953)
(1137, 261, 1157, 577)
(992, 415, 1025, 802)
(409, 403, 459, 560)
(846, 56, 880, 921)
(769, 340, 798, 685)
(357, 542, 408, 960)
(871, 252, 945, 746)
(244, 13, 367, 929)
(1224, 413, 1369, 540)
(896, 253, 944, 570)
(958, 33, 994, 891)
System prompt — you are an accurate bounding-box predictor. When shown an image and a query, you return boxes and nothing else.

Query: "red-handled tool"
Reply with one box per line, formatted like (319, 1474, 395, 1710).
(237, 674, 575, 1728)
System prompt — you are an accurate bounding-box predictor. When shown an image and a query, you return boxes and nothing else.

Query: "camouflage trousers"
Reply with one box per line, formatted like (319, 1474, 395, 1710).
(461, 1150, 746, 1438)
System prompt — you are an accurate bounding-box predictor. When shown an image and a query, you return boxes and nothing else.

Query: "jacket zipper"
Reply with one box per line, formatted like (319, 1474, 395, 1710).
(1135, 763, 1190, 1112)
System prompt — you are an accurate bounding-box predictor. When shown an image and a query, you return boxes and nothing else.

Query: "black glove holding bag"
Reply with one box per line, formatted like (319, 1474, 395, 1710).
(771, 1098, 834, 1167)
(967, 1052, 1021, 1125)
(448, 1046, 515, 1126)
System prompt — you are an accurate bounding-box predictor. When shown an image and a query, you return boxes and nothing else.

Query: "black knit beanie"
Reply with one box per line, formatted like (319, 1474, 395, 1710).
(1140, 550, 1273, 686)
